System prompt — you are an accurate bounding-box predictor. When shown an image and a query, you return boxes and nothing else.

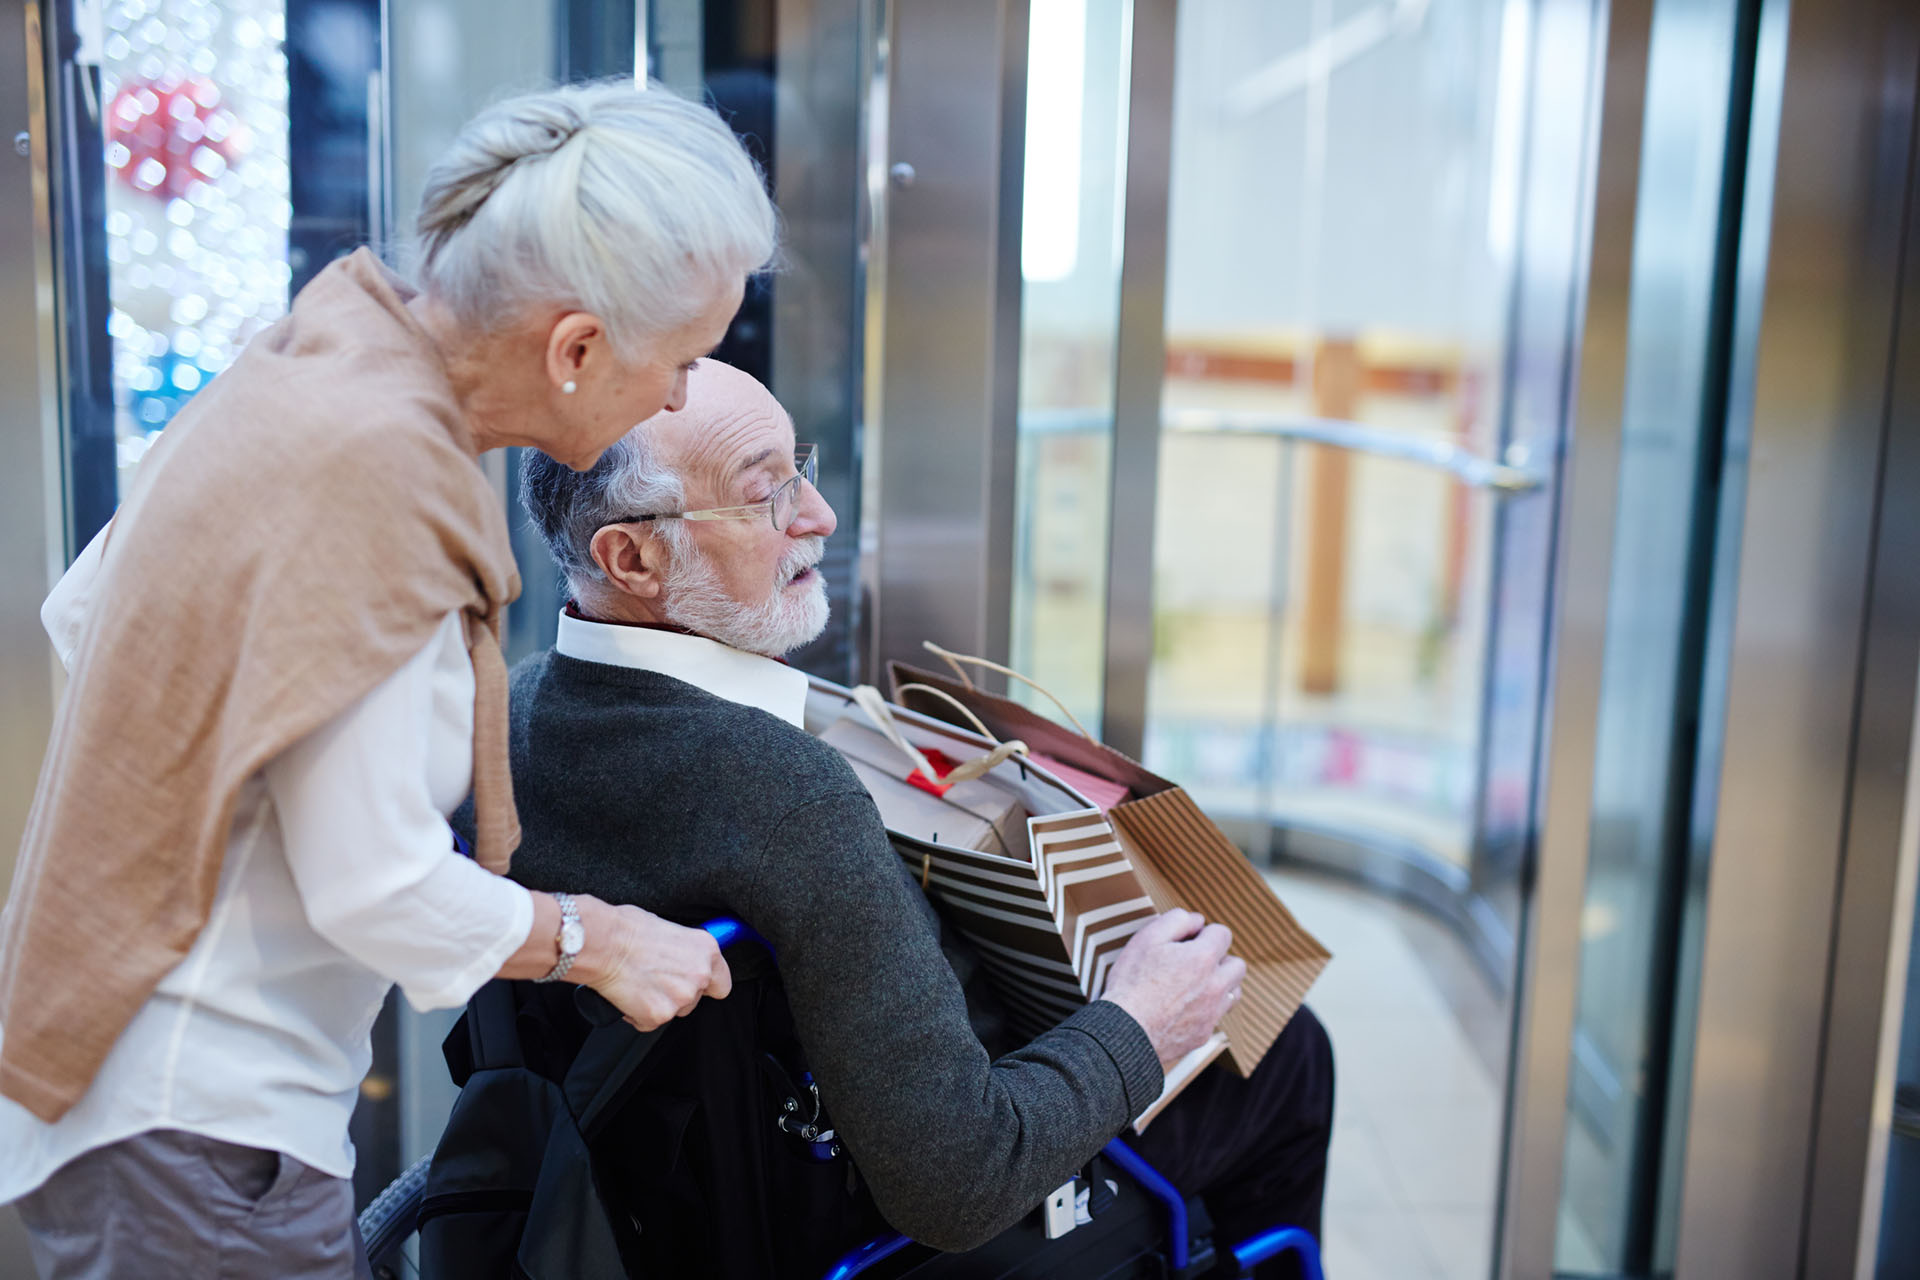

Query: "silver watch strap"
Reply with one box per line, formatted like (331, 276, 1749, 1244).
(534, 893, 580, 984)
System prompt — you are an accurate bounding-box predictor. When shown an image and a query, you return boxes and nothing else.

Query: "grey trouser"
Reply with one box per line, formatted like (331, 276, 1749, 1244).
(15, 1130, 373, 1280)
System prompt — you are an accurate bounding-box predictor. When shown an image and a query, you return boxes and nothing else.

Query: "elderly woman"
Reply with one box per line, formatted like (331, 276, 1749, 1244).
(0, 81, 774, 1278)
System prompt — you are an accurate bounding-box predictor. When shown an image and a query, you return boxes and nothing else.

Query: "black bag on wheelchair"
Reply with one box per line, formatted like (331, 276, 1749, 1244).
(416, 954, 886, 1280)
(414, 979, 637, 1279)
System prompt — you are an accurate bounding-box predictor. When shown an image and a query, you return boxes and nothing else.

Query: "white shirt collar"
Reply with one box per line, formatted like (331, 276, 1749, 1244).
(554, 610, 809, 729)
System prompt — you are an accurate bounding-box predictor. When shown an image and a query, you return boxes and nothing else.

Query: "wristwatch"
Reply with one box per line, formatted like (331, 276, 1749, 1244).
(535, 893, 585, 984)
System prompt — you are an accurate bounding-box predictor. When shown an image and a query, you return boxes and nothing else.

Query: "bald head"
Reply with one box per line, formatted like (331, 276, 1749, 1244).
(520, 359, 791, 590)
(643, 358, 796, 500)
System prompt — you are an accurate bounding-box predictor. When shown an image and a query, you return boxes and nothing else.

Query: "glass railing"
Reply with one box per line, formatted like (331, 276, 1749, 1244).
(1017, 345, 1529, 879)
(1149, 401, 1529, 874)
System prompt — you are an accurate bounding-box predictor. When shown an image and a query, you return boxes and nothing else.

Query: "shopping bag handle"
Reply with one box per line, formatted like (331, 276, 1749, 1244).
(894, 682, 996, 741)
(921, 642, 1098, 744)
(849, 684, 1027, 786)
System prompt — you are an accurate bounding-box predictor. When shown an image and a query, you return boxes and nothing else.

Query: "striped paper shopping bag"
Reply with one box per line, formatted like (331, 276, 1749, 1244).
(887, 647, 1332, 1082)
(802, 678, 1231, 1127)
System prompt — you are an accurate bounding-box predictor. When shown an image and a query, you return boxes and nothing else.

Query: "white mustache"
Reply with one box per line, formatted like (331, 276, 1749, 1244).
(781, 538, 825, 580)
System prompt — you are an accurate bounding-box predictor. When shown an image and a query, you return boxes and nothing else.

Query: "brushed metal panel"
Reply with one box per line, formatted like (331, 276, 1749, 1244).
(772, 0, 870, 685)
(1496, 0, 1649, 1274)
(855, 0, 889, 683)
(0, 9, 61, 1269)
(1800, 7, 1920, 1270)
(1, 0, 63, 895)
(1095, 0, 1175, 761)
(870, 0, 1027, 677)
(1822, 655, 1920, 1279)
(1673, 0, 1919, 1271)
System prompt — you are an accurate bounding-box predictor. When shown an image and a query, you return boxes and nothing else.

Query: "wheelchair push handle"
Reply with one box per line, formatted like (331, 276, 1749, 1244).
(703, 915, 773, 955)
(575, 916, 771, 1027)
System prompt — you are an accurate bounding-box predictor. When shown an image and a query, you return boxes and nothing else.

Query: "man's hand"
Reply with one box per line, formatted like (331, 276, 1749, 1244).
(574, 897, 733, 1030)
(1101, 909, 1246, 1072)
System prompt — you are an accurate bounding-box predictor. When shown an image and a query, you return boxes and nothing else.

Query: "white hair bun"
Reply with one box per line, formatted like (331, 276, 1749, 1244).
(413, 79, 776, 353)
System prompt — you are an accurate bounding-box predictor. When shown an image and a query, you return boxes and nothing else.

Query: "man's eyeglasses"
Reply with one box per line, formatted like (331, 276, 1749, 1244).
(609, 445, 818, 533)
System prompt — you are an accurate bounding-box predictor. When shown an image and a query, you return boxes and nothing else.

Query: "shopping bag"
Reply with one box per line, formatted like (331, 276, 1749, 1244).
(805, 678, 1230, 1127)
(887, 645, 1332, 1080)
(818, 711, 1030, 858)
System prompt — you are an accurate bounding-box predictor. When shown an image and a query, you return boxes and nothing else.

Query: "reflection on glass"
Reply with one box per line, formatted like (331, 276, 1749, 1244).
(1010, 0, 1131, 732)
(1552, 0, 1753, 1269)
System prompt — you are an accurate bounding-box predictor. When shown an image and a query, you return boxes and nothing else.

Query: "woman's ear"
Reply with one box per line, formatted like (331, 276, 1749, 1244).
(588, 524, 666, 601)
(546, 312, 608, 391)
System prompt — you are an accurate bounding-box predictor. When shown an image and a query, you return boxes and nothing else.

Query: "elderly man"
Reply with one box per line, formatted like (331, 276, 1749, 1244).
(505, 359, 1333, 1276)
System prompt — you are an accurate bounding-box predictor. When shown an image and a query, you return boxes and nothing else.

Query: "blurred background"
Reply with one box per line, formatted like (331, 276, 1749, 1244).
(2, 1, 1918, 1277)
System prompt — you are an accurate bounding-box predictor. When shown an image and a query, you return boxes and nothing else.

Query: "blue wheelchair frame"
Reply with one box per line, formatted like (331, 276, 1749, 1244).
(360, 916, 1324, 1280)
(823, 1134, 1323, 1280)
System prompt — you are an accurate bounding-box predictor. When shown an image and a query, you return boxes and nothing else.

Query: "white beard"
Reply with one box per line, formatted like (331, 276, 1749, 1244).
(661, 533, 830, 658)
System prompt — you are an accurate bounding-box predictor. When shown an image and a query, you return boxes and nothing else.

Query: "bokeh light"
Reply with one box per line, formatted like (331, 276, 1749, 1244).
(99, 0, 290, 466)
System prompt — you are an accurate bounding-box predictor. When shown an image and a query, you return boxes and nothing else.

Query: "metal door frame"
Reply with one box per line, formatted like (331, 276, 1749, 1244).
(865, 0, 1032, 681)
(1499, 0, 1920, 1271)
(1788, 0, 1920, 1270)
(0, 10, 72, 1261)
(1664, 0, 1918, 1271)
(1495, 0, 1652, 1270)
(3, 0, 70, 878)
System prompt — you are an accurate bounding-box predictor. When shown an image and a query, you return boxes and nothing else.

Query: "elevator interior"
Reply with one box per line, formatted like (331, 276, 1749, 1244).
(4, 1, 1920, 1277)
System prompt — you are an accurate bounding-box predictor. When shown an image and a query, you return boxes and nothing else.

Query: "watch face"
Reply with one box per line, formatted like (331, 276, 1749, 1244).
(560, 920, 586, 955)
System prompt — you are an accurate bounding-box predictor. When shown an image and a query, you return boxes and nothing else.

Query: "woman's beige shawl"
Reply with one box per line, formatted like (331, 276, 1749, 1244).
(0, 249, 521, 1122)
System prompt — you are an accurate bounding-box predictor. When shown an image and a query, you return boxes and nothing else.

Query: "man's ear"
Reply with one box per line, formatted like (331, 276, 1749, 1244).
(588, 524, 667, 601)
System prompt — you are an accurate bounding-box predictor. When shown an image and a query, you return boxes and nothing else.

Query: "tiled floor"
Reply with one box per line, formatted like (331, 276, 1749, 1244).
(1264, 869, 1505, 1280)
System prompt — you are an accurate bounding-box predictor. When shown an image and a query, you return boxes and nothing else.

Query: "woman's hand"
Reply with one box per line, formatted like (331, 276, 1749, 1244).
(573, 897, 733, 1029)
(498, 892, 732, 1029)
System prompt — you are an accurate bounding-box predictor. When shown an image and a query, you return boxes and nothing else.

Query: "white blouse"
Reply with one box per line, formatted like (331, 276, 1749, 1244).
(0, 528, 534, 1197)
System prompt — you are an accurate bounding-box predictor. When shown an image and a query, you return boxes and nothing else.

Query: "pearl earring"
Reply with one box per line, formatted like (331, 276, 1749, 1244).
(562, 380, 577, 395)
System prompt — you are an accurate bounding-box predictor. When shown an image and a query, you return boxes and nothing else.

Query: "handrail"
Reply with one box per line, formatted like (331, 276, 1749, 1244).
(1017, 406, 1545, 492)
(1165, 409, 1543, 491)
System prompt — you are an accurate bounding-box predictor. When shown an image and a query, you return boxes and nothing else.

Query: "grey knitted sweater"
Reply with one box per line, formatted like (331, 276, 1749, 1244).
(497, 650, 1164, 1251)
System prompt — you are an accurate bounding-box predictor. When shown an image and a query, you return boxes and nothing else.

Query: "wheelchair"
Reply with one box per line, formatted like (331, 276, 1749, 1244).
(357, 918, 1324, 1280)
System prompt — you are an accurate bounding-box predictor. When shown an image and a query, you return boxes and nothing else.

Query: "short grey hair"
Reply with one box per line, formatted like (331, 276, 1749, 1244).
(413, 79, 776, 354)
(521, 425, 690, 596)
